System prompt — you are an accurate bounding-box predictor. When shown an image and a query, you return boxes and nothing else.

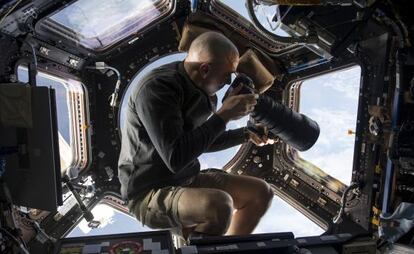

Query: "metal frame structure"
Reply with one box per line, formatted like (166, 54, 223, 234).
(0, 0, 413, 252)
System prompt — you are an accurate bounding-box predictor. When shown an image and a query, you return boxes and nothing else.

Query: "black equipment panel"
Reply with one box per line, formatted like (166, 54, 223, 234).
(181, 232, 354, 254)
(54, 230, 175, 254)
(0, 84, 62, 211)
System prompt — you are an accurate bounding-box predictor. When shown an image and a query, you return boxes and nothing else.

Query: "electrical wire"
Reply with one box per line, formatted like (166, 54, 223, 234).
(386, 0, 411, 47)
(19, 215, 56, 244)
(105, 66, 121, 83)
(17, 235, 28, 251)
(32, 221, 56, 243)
(85, 63, 121, 107)
(23, 40, 38, 68)
(0, 0, 22, 27)
(333, 182, 359, 224)
(0, 227, 29, 254)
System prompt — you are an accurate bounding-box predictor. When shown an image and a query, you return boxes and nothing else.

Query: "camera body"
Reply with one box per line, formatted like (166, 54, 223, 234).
(223, 73, 320, 151)
(223, 73, 257, 99)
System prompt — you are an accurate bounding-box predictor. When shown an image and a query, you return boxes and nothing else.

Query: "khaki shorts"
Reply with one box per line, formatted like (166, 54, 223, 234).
(128, 169, 230, 236)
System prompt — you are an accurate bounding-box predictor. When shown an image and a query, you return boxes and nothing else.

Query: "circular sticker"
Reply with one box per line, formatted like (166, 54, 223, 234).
(110, 241, 143, 254)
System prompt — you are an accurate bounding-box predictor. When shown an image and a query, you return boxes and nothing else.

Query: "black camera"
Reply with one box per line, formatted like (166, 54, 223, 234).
(223, 73, 320, 151)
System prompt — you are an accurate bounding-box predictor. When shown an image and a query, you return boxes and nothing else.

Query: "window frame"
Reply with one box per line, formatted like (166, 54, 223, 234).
(16, 64, 91, 174)
(284, 64, 362, 193)
(34, 0, 175, 53)
(209, 0, 300, 54)
(271, 184, 329, 232)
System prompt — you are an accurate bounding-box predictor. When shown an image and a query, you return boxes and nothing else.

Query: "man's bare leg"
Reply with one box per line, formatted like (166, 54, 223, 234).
(176, 175, 273, 237)
(177, 188, 234, 238)
(221, 175, 274, 235)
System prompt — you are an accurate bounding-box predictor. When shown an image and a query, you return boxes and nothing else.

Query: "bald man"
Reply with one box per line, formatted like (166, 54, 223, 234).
(118, 32, 273, 239)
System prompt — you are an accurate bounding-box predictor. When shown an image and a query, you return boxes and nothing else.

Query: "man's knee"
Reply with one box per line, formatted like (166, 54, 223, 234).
(202, 190, 233, 234)
(253, 180, 273, 214)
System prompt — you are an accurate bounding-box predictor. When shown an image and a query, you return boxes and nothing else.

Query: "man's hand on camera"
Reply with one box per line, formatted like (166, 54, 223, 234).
(247, 125, 275, 147)
(216, 85, 258, 124)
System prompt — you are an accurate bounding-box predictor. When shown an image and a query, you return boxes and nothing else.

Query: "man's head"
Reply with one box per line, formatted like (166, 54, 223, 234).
(184, 32, 239, 96)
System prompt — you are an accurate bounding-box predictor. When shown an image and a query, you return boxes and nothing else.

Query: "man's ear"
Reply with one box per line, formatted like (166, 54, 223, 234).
(199, 63, 210, 79)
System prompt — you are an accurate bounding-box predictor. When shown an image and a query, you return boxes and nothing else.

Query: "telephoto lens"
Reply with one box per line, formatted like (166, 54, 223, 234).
(223, 73, 320, 151)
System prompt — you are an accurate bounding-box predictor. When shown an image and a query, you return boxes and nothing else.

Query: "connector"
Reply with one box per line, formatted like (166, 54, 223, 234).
(95, 62, 107, 70)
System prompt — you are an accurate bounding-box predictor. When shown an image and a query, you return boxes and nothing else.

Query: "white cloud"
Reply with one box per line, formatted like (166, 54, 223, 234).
(254, 196, 324, 237)
(76, 204, 115, 234)
(302, 147, 354, 185)
(57, 0, 155, 37)
(199, 160, 210, 170)
(199, 155, 220, 169)
(305, 108, 356, 150)
(306, 66, 361, 99)
(299, 67, 360, 185)
(199, 145, 241, 169)
(322, 66, 361, 99)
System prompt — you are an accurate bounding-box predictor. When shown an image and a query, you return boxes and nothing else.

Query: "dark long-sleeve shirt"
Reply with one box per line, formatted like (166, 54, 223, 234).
(118, 61, 245, 200)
